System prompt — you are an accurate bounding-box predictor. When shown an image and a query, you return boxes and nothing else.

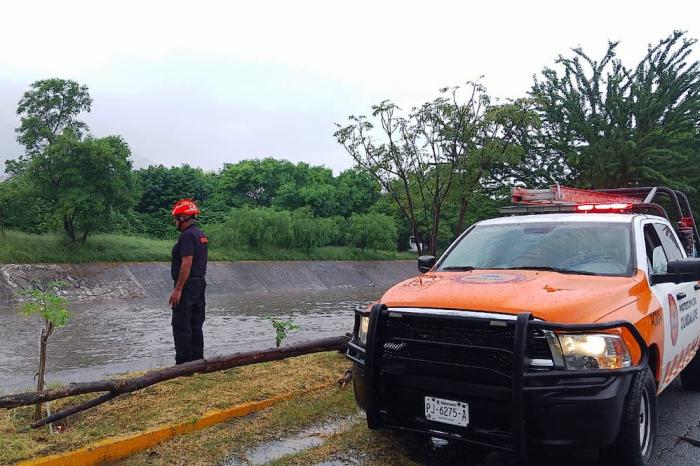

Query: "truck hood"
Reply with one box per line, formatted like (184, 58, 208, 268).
(380, 269, 647, 324)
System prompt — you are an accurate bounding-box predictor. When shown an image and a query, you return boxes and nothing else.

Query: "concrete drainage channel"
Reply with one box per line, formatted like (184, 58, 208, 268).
(225, 414, 362, 466)
(0, 260, 416, 391)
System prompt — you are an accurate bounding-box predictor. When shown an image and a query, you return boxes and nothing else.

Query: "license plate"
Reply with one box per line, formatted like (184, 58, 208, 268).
(424, 396, 469, 427)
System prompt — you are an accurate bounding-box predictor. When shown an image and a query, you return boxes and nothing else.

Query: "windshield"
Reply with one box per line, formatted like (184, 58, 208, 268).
(438, 222, 634, 276)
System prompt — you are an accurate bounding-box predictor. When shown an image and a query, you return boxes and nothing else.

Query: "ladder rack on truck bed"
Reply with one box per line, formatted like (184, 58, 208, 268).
(501, 185, 700, 258)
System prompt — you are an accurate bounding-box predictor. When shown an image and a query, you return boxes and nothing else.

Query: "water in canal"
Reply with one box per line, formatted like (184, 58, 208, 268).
(0, 287, 383, 392)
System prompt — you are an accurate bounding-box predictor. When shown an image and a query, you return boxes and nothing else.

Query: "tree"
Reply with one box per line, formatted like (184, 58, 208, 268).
(0, 180, 14, 232)
(336, 83, 528, 255)
(26, 134, 138, 242)
(449, 99, 539, 235)
(15, 78, 92, 157)
(135, 165, 216, 214)
(0, 176, 52, 233)
(336, 169, 381, 217)
(216, 158, 298, 207)
(530, 31, 700, 192)
(347, 213, 397, 250)
(21, 281, 70, 422)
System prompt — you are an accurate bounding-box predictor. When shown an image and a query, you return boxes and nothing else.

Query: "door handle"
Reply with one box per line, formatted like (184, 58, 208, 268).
(677, 292, 687, 300)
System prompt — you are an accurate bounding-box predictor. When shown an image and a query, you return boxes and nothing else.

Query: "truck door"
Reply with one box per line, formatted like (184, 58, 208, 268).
(644, 222, 700, 391)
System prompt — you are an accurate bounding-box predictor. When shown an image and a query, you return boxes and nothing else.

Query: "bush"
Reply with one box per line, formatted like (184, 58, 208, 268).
(179, 208, 401, 254)
(319, 216, 347, 246)
(206, 217, 240, 250)
(290, 208, 323, 252)
(289, 209, 348, 251)
(118, 210, 178, 240)
(210, 207, 293, 249)
(347, 213, 397, 250)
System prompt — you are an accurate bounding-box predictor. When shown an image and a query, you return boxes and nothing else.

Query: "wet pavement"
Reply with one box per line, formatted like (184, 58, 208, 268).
(324, 378, 700, 466)
(214, 382, 700, 466)
(0, 287, 382, 392)
(225, 415, 360, 465)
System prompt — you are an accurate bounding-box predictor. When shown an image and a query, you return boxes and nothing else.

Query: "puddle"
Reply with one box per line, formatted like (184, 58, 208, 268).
(225, 415, 360, 465)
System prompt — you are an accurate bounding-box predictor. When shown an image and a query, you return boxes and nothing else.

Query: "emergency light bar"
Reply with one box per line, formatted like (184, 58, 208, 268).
(511, 186, 640, 206)
(502, 187, 641, 216)
(501, 185, 700, 258)
(576, 203, 633, 212)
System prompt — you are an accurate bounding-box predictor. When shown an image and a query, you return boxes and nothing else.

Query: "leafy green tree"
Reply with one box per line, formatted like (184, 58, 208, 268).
(26, 134, 138, 242)
(297, 183, 341, 217)
(336, 83, 528, 255)
(14, 78, 92, 160)
(21, 281, 70, 421)
(217, 159, 369, 218)
(530, 31, 700, 191)
(132, 165, 217, 238)
(135, 165, 216, 214)
(216, 158, 298, 207)
(449, 100, 538, 235)
(347, 213, 397, 250)
(0, 177, 51, 233)
(336, 169, 381, 217)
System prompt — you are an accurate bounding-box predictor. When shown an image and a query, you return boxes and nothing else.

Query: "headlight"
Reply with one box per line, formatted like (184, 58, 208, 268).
(357, 315, 370, 346)
(557, 333, 632, 370)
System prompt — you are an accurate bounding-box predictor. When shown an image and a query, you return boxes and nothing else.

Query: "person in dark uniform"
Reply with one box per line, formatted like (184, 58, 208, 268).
(169, 199, 208, 364)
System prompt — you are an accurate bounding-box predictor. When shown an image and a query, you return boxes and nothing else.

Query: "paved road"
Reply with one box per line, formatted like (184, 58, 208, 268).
(217, 376, 700, 466)
(651, 378, 700, 466)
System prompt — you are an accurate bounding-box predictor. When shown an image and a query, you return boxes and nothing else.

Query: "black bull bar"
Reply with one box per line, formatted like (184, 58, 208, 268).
(356, 304, 649, 465)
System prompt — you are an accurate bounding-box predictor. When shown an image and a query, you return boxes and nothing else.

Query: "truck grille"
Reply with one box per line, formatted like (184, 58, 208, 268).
(380, 312, 553, 383)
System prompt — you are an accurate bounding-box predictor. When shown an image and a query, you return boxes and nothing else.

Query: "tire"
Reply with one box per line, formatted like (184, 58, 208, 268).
(605, 367, 658, 466)
(680, 350, 700, 391)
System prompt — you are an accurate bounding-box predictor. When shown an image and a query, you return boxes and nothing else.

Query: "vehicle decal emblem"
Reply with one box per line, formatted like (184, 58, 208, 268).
(668, 293, 679, 346)
(455, 272, 529, 285)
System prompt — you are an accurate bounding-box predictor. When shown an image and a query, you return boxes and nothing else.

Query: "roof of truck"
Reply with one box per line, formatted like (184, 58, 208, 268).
(479, 213, 642, 226)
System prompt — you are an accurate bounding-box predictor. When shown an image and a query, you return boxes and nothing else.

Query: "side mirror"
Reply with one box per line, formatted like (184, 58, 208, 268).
(418, 255, 436, 274)
(651, 259, 700, 285)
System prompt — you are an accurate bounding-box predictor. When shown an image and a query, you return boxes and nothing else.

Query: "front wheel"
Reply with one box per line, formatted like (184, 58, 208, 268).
(605, 367, 658, 466)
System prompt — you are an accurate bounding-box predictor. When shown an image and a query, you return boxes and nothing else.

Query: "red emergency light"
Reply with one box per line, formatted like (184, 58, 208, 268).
(680, 216, 696, 230)
(511, 187, 640, 214)
(576, 203, 633, 213)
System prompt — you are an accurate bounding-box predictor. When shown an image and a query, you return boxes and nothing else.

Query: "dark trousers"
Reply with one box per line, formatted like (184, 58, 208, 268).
(171, 279, 206, 364)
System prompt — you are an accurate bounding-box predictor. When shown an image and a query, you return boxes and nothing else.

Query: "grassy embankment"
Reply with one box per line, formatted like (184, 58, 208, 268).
(0, 230, 415, 263)
(0, 352, 359, 465)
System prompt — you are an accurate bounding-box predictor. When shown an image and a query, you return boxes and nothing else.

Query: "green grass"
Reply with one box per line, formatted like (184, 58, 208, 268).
(0, 352, 352, 464)
(0, 230, 415, 263)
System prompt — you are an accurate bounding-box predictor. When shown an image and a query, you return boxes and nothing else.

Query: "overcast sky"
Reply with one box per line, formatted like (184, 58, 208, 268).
(1, 0, 698, 174)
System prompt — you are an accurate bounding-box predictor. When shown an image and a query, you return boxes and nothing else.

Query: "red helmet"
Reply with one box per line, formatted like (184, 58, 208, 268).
(172, 199, 200, 217)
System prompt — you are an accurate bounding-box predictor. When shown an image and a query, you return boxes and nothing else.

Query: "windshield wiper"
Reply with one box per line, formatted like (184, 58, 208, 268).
(440, 266, 478, 271)
(493, 266, 600, 276)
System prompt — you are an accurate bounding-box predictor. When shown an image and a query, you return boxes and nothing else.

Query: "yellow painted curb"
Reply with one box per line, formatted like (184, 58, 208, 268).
(18, 383, 332, 466)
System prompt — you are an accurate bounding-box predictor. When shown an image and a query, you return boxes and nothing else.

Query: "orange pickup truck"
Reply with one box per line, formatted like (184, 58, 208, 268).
(347, 186, 700, 466)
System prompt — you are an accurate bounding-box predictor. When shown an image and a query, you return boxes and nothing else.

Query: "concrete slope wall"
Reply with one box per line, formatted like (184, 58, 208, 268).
(0, 261, 417, 302)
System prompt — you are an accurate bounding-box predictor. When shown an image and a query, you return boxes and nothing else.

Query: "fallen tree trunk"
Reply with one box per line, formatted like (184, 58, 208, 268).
(0, 335, 350, 410)
(31, 392, 117, 428)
